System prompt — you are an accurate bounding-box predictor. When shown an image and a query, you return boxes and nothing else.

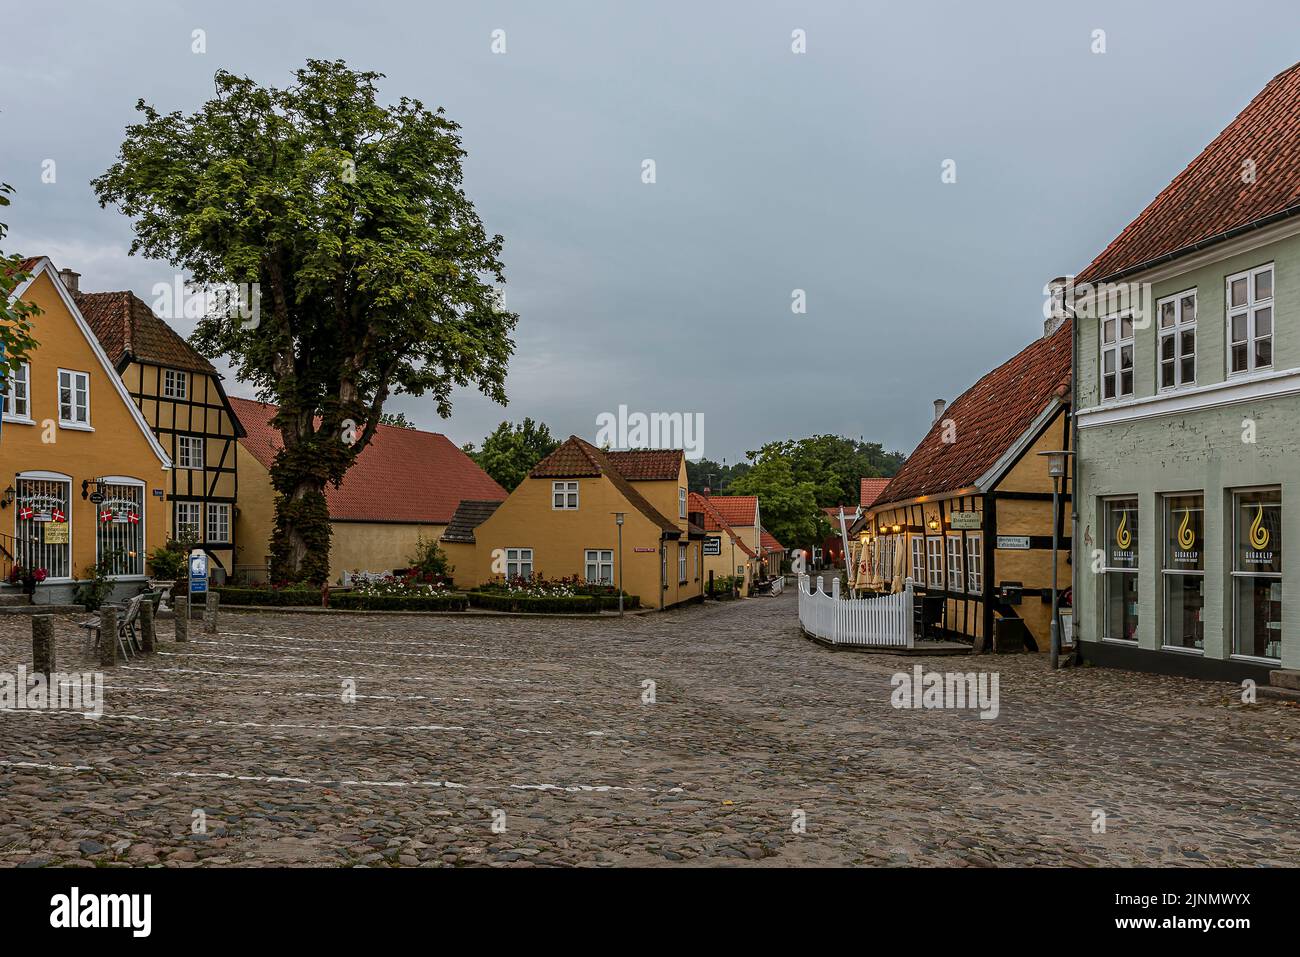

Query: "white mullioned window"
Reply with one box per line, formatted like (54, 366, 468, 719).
(178, 435, 205, 470)
(506, 548, 533, 580)
(2, 362, 30, 420)
(552, 481, 578, 510)
(163, 368, 189, 399)
(584, 548, 613, 584)
(175, 501, 202, 541)
(1227, 263, 1273, 376)
(926, 537, 944, 589)
(1100, 313, 1134, 400)
(911, 536, 925, 583)
(678, 544, 687, 583)
(679, 487, 687, 519)
(57, 369, 90, 426)
(1157, 289, 1196, 391)
(206, 503, 231, 543)
(966, 533, 983, 593)
(946, 535, 963, 592)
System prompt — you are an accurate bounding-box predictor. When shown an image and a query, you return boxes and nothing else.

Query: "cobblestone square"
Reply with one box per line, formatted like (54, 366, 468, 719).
(0, 595, 1297, 867)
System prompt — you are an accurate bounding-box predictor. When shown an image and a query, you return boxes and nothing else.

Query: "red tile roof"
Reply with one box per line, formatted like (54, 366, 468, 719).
(761, 530, 784, 553)
(604, 449, 683, 481)
(706, 495, 759, 528)
(76, 290, 219, 375)
(872, 321, 1072, 507)
(531, 436, 681, 534)
(688, 492, 757, 558)
(860, 478, 890, 508)
(229, 397, 507, 524)
(1077, 61, 1300, 283)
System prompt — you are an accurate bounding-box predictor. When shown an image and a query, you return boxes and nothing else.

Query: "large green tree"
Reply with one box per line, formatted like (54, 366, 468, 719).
(94, 60, 518, 584)
(0, 183, 41, 380)
(684, 457, 750, 494)
(464, 417, 558, 491)
(727, 455, 824, 551)
(748, 435, 903, 507)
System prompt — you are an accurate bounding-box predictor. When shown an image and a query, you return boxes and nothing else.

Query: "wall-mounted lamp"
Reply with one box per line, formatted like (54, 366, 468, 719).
(891, 524, 901, 534)
(0, 484, 14, 509)
(879, 524, 888, 534)
(927, 517, 940, 531)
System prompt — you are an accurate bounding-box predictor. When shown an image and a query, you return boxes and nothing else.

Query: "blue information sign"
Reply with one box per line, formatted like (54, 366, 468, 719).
(188, 549, 208, 595)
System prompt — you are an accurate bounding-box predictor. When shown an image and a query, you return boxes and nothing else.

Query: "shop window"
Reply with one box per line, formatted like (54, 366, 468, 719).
(1161, 494, 1203, 650)
(1102, 498, 1139, 641)
(1232, 488, 1281, 660)
(966, 533, 983, 593)
(946, 535, 963, 592)
(925, 537, 944, 589)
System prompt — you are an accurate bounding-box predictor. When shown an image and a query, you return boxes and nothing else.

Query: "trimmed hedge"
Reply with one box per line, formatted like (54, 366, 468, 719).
(467, 592, 601, 614)
(331, 591, 468, 612)
(217, 587, 321, 607)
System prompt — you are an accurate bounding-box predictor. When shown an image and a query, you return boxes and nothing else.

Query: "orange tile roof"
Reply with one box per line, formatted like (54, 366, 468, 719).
(706, 495, 759, 528)
(604, 449, 683, 481)
(230, 396, 506, 525)
(688, 492, 757, 559)
(860, 478, 890, 508)
(531, 436, 681, 534)
(1077, 61, 1300, 283)
(76, 290, 219, 375)
(872, 321, 1071, 506)
(761, 530, 784, 552)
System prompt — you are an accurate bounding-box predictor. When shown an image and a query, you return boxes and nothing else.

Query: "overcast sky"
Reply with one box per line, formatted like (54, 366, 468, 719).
(4, 1, 1298, 464)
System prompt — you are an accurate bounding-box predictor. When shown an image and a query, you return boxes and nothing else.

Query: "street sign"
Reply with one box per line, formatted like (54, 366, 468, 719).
(996, 535, 1030, 550)
(188, 549, 209, 595)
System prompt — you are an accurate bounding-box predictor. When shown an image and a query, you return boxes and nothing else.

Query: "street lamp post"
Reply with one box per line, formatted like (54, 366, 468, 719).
(613, 512, 625, 617)
(1037, 449, 1073, 670)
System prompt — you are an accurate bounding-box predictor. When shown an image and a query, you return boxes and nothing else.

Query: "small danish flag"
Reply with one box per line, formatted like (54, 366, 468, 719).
(51, 508, 66, 523)
(18, 506, 33, 521)
(127, 511, 140, 525)
(100, 509, 114, 523)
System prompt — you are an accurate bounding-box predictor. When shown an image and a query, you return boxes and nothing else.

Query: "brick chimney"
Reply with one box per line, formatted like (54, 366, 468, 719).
(701, 487, 711, 497)
(57, 267, 80, 296)
(932, 399, 946, 423)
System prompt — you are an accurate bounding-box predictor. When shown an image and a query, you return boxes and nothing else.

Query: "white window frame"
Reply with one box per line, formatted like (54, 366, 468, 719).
(175, 501, 202, 541)
(679, 487, 687, 519)
(506, 547, 533, 580)
(911, 536, 925, 583)
(678, 543, 687, 583)
(206, 502, 231, 543)
(1099, 313, 1135, 402)
(1230, 486, 1282, 661)
(177, 435, 205, 470)
(692, 544, 698, 580)
(966, 533, 983, 593)
(1100, 496, 1140, 643)
(584, 548, 613, 584)
(552, 481, 578, 510)
(925, 536, 944, 589)
(163, 368, 189, 400)
(2, 362, 31, 422)
(1157, 288, 1196, 392)
(945, 535, 964, 592)
(57, 368, 90, 428)
(1226, 263, 1274, 377)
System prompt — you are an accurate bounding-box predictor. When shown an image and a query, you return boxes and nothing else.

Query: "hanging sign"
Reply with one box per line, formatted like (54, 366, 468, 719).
(950, 511, 981, 530)
(703, 536, 722, 556)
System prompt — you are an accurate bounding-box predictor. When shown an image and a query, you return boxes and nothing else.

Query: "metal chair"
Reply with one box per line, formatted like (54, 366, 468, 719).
(80, 594, 145, 660)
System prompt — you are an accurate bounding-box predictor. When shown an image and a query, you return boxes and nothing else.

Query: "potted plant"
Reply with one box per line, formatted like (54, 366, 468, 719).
(7, 564, 48, 598)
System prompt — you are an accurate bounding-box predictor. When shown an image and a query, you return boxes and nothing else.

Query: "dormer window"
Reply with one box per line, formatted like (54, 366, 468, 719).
(163, 368, 189, 399)
(552, 481, 578, 510)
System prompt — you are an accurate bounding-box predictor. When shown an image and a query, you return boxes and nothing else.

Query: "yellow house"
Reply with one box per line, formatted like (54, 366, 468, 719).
(229, 396, 506, 584)
(456, 437, 705, 610)
(854, 319, 1073, 650)
(74, 278, 245, 580)
(1, 259, 171, 603)
(689, 491, 759, 593)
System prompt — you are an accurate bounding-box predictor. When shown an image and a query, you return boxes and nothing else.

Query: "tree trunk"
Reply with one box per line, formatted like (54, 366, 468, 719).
(270, 477, 333, 586)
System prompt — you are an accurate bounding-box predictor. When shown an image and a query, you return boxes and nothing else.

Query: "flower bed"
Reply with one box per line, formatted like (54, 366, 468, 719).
(473, 576, 639, 612)
(467, 592, 600, 614)
(217, 586, 321, 607)
(331, 591, 468, 612)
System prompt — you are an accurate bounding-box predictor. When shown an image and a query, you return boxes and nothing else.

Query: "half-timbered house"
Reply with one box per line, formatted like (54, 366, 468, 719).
(76, 278, 245, 580)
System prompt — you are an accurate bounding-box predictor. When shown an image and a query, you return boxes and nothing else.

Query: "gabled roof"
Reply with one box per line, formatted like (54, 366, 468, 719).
(530, 436, 681, 535)
(688, 491, 757, 559)
(442, 500, 503, 544)
(604, 449, 684, 481)
(872, 321, 1072, 507)
(6, 258, 171, 469)
(707, 495, 759, 528)
(229, 397, 507, 525)
(1077, 61, 1300, 284)
(761, 530, 785, 553)
(76, 290, 218, 375)
(860, 478, 890, 508)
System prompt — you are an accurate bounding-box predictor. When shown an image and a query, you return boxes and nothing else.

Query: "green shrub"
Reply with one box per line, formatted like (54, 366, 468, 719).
(216, 586, 321, 607)
(467, 592, 600, 614)
(330, 591, 468, 612)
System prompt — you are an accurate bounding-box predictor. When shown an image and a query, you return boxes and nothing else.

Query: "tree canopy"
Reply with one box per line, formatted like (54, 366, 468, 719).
(93, 60, 518, 583)
(0, 183, 41, 380)
(464, 417, 559, 491)
(727, 455, 824, 551)
(747, 435, 903, 508)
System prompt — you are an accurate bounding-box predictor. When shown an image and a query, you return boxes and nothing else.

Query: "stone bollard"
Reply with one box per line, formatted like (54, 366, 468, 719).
(140, 599, 155, 653)
(32, 615, 55, 676)
(100, 604, 118, 667)
(204, 592, 219, 634)
(174, 596, 189, 643)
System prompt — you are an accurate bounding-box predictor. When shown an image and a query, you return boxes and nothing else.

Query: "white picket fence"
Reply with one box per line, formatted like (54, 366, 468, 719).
(797, 574, 914, 648)
(767, 576, 785, 596)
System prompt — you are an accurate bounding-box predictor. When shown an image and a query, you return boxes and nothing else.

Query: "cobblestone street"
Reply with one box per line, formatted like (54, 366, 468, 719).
(0, 594, 1297, 867)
